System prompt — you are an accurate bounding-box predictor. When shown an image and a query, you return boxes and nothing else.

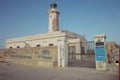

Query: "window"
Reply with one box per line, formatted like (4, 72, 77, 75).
(10, 47, 12, 49)
(17, 46, 20, 48)
(36, 45, 40, 47)
(49, 44, 54, 46)
(25, 43, 30, 48)
(69, 46, 76, 54)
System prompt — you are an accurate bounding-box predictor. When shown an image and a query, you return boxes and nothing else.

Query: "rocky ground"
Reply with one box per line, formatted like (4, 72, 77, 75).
(0, 62, 119, 80)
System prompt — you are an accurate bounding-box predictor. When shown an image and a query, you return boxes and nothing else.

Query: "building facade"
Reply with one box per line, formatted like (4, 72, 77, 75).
(5, 2, 87, 67)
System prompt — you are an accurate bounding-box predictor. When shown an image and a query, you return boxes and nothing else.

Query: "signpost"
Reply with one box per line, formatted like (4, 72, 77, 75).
(94, 34, 107, 70)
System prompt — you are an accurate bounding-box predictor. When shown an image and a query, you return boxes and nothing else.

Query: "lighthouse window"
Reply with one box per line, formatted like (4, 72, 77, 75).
(50, 15, 52, 18)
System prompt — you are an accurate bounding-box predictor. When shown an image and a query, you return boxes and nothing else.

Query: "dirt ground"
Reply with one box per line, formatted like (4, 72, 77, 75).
(0, 62, 118, 80)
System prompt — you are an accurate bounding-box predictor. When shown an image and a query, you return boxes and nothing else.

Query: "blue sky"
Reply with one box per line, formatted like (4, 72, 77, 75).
(0, 0, 120, 48)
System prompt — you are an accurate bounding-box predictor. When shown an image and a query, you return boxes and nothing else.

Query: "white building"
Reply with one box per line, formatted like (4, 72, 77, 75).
(6, 2, 87, 67)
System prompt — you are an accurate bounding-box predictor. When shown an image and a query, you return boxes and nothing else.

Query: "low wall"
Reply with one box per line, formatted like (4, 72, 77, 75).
(0, 46, 58, 67)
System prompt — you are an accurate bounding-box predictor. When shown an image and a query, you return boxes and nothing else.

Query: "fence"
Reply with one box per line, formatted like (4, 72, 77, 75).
(68, 41, 95, 68)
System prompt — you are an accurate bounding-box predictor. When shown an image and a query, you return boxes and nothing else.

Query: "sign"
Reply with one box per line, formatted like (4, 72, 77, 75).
(95, 46, 106, 61)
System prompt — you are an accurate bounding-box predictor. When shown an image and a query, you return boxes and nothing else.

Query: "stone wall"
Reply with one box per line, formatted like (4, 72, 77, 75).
(106, 42, 119, 63)
(0, 46, 58, 67)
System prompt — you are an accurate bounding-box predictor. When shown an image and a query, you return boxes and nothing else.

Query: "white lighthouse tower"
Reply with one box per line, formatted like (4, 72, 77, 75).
(48, 2, 60, 32)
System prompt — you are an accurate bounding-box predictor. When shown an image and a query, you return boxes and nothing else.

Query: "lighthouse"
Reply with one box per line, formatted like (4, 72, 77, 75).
(48, 2, 60, 32)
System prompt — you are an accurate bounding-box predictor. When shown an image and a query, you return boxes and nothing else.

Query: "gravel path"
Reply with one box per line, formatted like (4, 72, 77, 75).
(0, 62, 118, 80)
